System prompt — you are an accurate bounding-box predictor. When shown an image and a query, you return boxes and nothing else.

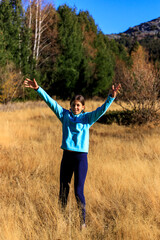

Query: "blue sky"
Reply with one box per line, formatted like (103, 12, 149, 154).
(52, 0, 160, 34)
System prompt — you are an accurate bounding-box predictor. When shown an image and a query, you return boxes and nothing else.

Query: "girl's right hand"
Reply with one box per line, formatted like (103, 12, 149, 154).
(111, 83, 121, 98)
(24, 78, 39, 90)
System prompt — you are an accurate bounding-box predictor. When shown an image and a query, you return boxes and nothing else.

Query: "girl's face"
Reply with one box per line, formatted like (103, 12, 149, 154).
(70, 100, 85, 115)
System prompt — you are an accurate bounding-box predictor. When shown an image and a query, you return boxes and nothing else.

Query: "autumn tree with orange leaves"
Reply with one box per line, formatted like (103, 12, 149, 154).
(0, 63, 23, 103)
(115, 45, 160, 123)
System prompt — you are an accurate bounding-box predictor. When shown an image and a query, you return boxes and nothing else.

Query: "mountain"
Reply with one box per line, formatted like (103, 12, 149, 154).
(107, 17, 160, 40)
(106, 17, 160, 63)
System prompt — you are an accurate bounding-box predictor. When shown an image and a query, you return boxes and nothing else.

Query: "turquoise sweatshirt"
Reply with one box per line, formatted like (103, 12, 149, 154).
(36, 86, 115, 153)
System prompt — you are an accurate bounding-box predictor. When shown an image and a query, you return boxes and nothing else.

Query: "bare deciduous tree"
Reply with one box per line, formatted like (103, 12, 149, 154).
(26, 0, 58, 68)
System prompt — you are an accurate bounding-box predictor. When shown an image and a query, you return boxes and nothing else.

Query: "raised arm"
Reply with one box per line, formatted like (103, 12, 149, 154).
(24, 78, 64, 122)
(86, 84, 121, 126)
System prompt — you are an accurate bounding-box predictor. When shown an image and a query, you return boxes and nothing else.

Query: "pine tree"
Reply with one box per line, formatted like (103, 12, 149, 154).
(52, 5, 83, 99)
(77, 10, 98, 97)
(0, 0, 31, 72)
(0, 30, 11, 65)
(92, 32, 115, 97)
(0, 0, 14, 62)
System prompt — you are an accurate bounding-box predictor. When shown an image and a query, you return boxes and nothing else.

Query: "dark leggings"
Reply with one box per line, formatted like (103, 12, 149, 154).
(59, 150, 88, 224)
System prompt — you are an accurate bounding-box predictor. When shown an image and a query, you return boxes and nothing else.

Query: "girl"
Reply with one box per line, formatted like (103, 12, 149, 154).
(24, 78, 121, 229)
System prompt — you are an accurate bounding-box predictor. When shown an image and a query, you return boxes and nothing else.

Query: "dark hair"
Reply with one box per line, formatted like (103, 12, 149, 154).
(70, 94, 85, 106)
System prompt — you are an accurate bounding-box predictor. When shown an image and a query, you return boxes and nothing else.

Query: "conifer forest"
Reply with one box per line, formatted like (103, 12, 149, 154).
(0, 0, 160, 125)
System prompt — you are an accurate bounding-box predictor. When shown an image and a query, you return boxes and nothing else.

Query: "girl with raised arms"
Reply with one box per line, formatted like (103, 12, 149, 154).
(24, 78, 121, 229)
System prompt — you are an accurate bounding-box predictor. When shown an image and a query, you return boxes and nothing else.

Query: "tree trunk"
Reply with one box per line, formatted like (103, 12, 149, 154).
(33, 0, 38, 59)
(29, 0, 32, 29)
(36, 0, 42, 62)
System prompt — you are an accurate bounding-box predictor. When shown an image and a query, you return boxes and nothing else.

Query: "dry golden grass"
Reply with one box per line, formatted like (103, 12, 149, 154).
(0, 100, 160, 240)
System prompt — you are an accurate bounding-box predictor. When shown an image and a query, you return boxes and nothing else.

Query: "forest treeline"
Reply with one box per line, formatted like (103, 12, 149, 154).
(0, 0, 160, 125)
(0, 0, 130, 102)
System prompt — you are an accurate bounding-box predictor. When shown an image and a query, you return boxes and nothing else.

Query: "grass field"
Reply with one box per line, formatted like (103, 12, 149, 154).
(0, 100, 160, 240)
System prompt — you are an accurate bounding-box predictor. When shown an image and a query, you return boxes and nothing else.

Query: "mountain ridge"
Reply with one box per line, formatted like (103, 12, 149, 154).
(107, 17, 160, 40)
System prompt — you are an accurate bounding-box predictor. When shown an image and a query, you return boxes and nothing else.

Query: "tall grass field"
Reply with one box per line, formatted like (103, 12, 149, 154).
(0, 100, 160, 240)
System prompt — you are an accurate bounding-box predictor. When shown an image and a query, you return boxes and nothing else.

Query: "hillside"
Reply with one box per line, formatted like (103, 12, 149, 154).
(107, 17, 160, 40)
(107, 17, 160, 63)
(124, 17, 160, 40)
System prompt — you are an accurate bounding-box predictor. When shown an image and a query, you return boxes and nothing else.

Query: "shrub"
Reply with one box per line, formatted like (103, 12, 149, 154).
(0, 62, 23, 103)
(98, 110, 160, 126)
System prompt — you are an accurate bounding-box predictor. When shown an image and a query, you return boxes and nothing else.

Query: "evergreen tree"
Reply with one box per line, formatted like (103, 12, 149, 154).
(0, 30, 11, 65)
(0, 0, 14, 62)
(92, 32, 115, 97)
(52, 5, 83, 99)
(77, 10, 98, 97)
(78, 10, 98, 34)
(105, 36, 130, 64)
(0, 0, 31, 73)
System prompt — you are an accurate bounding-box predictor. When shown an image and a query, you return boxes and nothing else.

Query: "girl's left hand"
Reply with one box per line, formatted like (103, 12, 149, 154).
(112, 84, 121, 98)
